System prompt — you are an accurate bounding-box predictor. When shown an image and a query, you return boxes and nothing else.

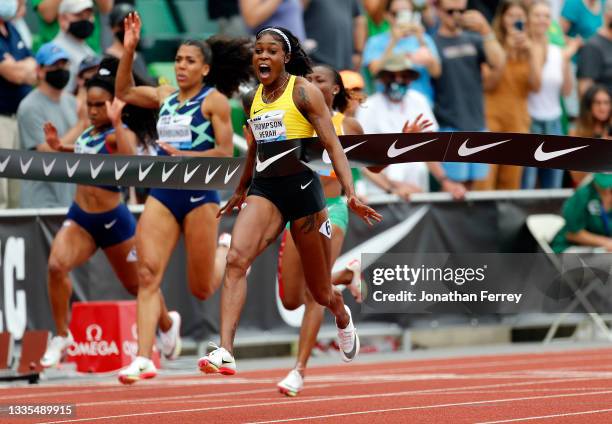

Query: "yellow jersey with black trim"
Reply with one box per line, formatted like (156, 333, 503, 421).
(316, 111, 345, 178)
(248, 75, 313, 143)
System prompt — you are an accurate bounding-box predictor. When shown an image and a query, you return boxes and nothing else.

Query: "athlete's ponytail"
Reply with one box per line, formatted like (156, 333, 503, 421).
(256, 27, 312, 77)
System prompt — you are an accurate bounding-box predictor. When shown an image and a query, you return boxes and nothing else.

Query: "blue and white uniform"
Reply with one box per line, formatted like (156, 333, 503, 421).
(66, 125, 136, 248)
(150, 85, 221, 223)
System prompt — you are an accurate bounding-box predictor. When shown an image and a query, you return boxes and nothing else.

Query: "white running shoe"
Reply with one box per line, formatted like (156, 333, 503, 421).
(336, 305, 360, 363)
(198, 342, 236, 375)
(40, 331, 74, 368)
(277, 369, 304, 397)
(118, 356, 157, 385)
(346, 259, 363, 303)
(159, 311, 182, 360)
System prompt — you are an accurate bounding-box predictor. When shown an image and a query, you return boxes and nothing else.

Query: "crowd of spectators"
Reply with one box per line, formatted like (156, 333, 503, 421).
(0, 0, 610, 210)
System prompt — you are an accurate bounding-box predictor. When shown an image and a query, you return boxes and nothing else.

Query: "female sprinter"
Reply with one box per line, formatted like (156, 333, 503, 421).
(40, 68, 174, 368)
(276, 64, 434, 396)
(198, 27, 382, 375)
(116, 12, 252, 383)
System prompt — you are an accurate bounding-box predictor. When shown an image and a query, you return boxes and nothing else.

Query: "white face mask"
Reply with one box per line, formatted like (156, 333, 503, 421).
(0, 0, 18, 20)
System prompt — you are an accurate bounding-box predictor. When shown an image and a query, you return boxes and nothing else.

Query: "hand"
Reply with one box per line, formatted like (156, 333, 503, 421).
(393, 183, 422, 201)
(402, 113, 434, 133)
(123, 12, 142, 53)
(411, 46, 435, 67)
(512, 31, 531, 52)
(441, 179, 466, 200)
(105, 98, 126, 127)
(44, 122, 62, 150)
(217, 191, 247, 218)
(347, 194, 382, 226)
(461, 10, 490, 35)
(157, 141, 180, 156)
(2, 53, 15, 65)
(564, 36, 583, 60)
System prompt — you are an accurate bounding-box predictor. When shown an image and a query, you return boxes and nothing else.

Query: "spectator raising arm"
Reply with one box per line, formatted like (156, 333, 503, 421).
(240, 0, 284, 28)
(463, 10, 505, 70)
(353, 13, 367, 70)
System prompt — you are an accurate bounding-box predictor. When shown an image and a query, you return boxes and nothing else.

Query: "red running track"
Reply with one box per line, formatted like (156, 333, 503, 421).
(4, 348, 612, 423)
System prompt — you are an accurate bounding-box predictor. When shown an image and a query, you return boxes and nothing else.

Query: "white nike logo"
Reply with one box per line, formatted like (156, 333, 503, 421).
(301, 179, 313, 190)
(90, 161, 104, 179)
(20, 157, 33, 174)
(139, 162, 155, 181)
(322, 140, 367, 164)
(115, 162, 129, 180)
(255, 146, 299, 172)
(184, 164, 200, 183)
(104, 219, 117, 229)
(225, 165, 240, 184)
(0, 155, 10, 173)
(162, 163, 179, 182)
(205, 164, 221, 184)
(66, 160, 80, 177)
(458, 139, 511, 157)
(190, 195, 206, 203)
(43, 158, 56, 176)
(534, 143, 588, 162)
(387, 138, 438, 158)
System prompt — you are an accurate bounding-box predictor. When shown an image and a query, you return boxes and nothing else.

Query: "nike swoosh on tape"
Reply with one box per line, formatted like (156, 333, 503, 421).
(0, 155, 10, 173)
(43, 158, 56, 176)
(534, 142, 589, 162)
(139, 162, 155, 181)
(104, 219, 117, 229)
(90, 161, 104, 179)
(322, 140, 367, 164)
(387, 138, 438, 158)
(301, 179, 313, 190)
(225, 165, 241, 184)
(457, 139, 511, 157)
(184, 164, 201, 183)
(205, 164, 221, 184)
(66, 160, 80, 177)
(255, 146, 299, 172)
(162, 163, 179, 182)
(115, 162, 129, 180)
(190, 195, 206, 203)
(20, 157, 33, 174)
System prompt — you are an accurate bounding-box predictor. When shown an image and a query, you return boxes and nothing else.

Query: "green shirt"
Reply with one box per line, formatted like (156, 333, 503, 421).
(548, 20, 566, 48)
(551, 182, 612, 253)
(31, 0, 102, 53)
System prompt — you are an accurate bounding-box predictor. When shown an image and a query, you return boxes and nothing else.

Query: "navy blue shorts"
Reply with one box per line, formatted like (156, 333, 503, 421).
(149, 188, 220, 224)
(66, 202, 136, 249)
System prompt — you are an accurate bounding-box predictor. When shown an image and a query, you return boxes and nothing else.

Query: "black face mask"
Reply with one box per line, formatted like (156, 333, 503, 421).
(45, 68, 70, 90)
(68, 19, 94, 39)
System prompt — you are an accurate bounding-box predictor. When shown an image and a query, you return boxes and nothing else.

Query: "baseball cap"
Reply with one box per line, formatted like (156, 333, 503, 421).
(78, 55, 101, 77)
(339, 70, 365, 91)
(378, 54, 420, 79)
(594, 173, 612, 189)
(35, 43, 70, 66)
(110, 3, 135, 28)
(59, 0, 94, 15)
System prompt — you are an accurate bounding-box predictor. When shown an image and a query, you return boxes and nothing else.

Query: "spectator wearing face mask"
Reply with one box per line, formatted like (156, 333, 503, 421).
(17, 42, 87, 208)
(52, 0, 98, 93)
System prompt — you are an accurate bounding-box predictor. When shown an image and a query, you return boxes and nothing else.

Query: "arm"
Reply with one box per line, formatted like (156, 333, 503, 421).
(105, 98, 137, 155)
(353, 14, 367, 70)
(526, 40, 544, 92)
(239, 0, 283, 28)
(35, 0, 62, 23)
(94, 0, 114, 14)
(0, 54, 36, 85)
(416, 32, 441, 78)
(566, 230, 612, 251)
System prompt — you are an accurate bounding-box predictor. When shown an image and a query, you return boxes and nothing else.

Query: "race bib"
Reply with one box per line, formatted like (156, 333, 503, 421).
(157, 115, 193, 148)
(74, 143, 99, 154)
(248, 110, 287, 143)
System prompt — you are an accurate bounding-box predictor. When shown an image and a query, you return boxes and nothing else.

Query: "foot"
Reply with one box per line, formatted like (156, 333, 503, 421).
(336, 305, 360, 363)
(346, 259, 363, 303)
(40, 331, 74, 368)
(198, 343, 236, 375)
(118, 356, 157, 385)
(277, 369, 304, 397)
(159, 311, 182, 360)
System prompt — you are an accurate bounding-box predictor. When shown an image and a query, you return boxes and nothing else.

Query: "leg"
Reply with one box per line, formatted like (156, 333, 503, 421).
(47, 222, 97, 336)
(279, 228, 307, 310)
(135, 197, 180, 357)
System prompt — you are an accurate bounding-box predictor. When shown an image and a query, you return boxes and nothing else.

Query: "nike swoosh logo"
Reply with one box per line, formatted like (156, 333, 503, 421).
(534, 143, 589, 162)
(162, 163, 179, 183)
(342, 333, 358, 360)
(139, 162, 155, 182)
(66, 160, 80, 177)
(225, 165, 240, 184)
(90, 161, 104, 179)
(253, 108, 264, 115)
(322, 140, 367, 164)
(184, 164, 200, 183)
(205, 164, 221, 184)
(387, 138, 438, 158)
(457, 139, 510, 157)
(115, 162, 129, 181)
(43, 158, 56, 176)
(104, 219, 117, 229)
(190, 195, 206, 203)
(0, 156, 10, 173)
(255, 146, 299, 172)
(301, 179, 313, 190)
(20, 157, 33, 174)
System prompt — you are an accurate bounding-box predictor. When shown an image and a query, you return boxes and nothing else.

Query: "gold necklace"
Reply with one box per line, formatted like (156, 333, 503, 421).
(262, 73, 290, 104)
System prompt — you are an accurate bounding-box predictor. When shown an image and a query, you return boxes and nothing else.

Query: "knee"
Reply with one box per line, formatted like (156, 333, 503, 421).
(137, 260, 160, 293)
(225, 247, 250, 279)
(48, 256, 69, 282)
(309, 286, 332, 307)
(190, 284, 214, 301)
(282, 296, 303, 311)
